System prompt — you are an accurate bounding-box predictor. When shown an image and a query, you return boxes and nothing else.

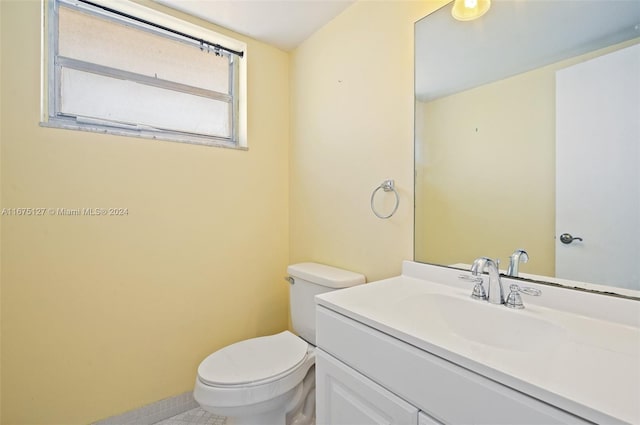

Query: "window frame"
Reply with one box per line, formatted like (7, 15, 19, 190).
(41, 0, 248, 149)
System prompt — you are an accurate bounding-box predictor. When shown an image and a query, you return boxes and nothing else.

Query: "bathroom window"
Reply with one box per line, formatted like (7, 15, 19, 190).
(42, 0, 247, 148)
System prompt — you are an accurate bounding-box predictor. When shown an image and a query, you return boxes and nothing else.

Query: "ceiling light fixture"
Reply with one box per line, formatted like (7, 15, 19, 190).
(451, 0, 491, 21)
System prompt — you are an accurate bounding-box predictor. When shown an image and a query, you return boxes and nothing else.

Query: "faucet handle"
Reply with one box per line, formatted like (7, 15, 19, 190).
(459, 274, 487, 301)
(516, 285, 541, 296)
(458, 274, 483, 283)
(505, 284, 541, 309)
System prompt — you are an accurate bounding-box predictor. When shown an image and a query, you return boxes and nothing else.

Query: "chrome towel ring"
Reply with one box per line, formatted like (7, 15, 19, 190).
(371, 179, 400, 219)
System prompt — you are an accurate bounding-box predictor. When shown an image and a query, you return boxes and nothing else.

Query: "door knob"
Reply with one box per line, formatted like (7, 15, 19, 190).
(559, 233, 583, 244)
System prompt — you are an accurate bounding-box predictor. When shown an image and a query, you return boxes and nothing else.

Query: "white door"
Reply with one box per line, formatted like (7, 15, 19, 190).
(316, 349, 418, 425)
(555, 43, 640, 290)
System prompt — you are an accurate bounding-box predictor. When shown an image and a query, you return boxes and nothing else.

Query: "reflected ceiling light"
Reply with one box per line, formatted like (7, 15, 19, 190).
(451, 0, 491, 21)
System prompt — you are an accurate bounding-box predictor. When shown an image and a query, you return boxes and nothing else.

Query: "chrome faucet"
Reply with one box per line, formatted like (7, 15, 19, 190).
(507, 249, 529, 277)
(470, 257, 505, 305)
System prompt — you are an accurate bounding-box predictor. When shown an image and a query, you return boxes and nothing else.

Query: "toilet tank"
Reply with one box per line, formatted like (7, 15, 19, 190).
(287, 263, 365, 345)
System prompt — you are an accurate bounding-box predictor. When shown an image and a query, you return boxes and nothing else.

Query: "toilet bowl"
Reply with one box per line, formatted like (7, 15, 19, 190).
(193, 263, 366, 425)
(194, 331, 316, 425)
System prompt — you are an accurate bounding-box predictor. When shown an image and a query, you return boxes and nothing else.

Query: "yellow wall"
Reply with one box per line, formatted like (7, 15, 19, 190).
(9, 0, 627, 422)
(289, 0, 444, 282)
(414, 38, 640, 276)
(0, 1, 290, 423)
(415, 68, 556, 275)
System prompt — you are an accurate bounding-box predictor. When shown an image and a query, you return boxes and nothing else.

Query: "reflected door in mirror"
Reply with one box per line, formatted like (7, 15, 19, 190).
(556, 44, 640, 290)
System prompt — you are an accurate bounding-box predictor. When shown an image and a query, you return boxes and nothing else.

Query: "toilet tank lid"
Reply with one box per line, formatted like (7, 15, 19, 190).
(287, 263, 366, 288)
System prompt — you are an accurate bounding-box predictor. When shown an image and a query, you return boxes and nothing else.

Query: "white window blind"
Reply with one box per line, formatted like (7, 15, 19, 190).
(44, 0, 246, 148)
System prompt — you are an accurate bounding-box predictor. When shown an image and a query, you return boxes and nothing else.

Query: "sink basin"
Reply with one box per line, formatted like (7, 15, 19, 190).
(398, 293, 566, 352)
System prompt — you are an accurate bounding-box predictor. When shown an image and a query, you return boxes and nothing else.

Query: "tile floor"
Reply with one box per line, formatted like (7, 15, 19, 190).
(154, 408, 226, 425)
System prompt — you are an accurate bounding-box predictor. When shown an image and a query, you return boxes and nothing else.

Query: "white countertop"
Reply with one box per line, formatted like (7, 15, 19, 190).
(316, 261, 640, 424)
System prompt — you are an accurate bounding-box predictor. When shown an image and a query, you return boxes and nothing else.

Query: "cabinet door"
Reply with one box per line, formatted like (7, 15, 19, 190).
(316, 349, 418, 425)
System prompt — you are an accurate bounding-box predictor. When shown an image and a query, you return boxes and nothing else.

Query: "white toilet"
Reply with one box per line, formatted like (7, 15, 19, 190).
(193, 263, 366, 425)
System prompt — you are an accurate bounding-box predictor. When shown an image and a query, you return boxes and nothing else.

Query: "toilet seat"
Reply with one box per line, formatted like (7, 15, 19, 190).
(198, 331, 309, 387)
(194, 331, 315, 410)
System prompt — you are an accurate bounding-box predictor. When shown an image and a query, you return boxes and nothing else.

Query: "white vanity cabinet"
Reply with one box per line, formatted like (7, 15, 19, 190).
(317, 349, 446, 425)
(315, 306, 590, 425)
(316, 349, 420, 425)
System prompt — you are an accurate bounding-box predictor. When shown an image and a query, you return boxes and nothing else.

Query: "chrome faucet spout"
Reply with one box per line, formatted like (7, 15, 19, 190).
(470, 257, 488, 276)
(471, 256, 504, 305)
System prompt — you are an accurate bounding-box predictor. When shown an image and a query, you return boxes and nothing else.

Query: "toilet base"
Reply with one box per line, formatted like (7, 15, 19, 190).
(287, 366, 315, 425)
(199, 384, 296, 425)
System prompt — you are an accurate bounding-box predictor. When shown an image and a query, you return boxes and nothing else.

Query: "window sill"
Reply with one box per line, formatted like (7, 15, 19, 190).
(40, 119, 248, 151)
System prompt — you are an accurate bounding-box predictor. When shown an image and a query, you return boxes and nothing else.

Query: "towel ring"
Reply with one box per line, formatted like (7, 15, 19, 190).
(371, 179, 400, 219)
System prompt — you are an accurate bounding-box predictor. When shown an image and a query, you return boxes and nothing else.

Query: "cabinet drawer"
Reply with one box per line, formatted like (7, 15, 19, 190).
(317, 306, 590, 425)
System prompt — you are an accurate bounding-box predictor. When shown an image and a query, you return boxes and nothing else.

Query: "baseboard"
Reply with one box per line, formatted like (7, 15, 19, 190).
(93, 391, 199, 425)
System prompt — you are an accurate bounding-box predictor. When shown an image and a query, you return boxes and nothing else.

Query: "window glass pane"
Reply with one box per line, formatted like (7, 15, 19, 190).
(60, 68, 230, 138)
(58, 5, 230, 94)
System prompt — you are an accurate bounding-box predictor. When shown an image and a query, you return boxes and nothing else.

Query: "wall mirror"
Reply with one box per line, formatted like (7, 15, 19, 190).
(414, 0, 640, 297)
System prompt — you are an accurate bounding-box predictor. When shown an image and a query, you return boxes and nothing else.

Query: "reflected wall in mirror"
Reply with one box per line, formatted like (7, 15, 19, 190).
(414, 1, 640, 296)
